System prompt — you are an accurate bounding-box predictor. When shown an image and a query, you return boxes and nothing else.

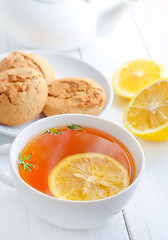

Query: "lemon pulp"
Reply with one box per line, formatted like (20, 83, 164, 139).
(48, 153, 130, 201)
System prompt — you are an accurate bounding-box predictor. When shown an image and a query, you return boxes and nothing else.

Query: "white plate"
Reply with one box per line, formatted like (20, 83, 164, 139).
(0, 50, 113, 137)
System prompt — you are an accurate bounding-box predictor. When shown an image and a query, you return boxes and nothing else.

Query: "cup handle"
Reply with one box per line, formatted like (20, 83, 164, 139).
(0, 144, 14, 187)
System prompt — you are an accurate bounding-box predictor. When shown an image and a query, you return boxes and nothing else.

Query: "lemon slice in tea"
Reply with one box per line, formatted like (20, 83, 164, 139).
(113, 58, 164, 99)
(48, 153, 130, 201)
(123, 79, 168, 141)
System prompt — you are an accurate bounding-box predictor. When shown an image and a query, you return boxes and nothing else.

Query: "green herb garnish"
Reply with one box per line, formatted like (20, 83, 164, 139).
(43, 128, 63, 135)
(18, 153, 34, 172)
(67, 124, 83, 132)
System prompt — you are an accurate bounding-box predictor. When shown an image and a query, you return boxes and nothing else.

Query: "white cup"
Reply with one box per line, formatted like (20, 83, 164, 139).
(0, 114, 145, 229)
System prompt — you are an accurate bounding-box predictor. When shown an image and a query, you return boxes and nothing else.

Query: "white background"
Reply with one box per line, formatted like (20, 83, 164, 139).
(0, 0, 168, 239)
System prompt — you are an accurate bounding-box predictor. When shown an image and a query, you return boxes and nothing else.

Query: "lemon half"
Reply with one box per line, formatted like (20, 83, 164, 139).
(113, 58, 164, 99)
(123, 79, 168, 141)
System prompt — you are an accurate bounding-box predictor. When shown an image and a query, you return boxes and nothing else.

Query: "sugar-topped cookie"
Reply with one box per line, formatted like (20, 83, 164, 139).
(43, 77, 106, 116)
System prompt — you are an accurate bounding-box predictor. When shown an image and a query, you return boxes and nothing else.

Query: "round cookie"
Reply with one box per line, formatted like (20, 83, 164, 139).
(0, 51, 55, 85)
(43, 77, 106, 116)
(0, 68, 48, 126)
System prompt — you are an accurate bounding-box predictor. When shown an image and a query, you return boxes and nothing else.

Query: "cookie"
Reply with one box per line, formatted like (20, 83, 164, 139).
(43, 77, 106, 116)
(0, 68, 48, 126)
(0, 51, 55, 85)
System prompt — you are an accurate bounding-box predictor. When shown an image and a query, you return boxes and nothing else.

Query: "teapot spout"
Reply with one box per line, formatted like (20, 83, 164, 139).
(88, 0, 142, 17)
(95, 0, 141, 37)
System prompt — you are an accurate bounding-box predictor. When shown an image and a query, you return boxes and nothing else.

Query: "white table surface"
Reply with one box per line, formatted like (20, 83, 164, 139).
(0, 0, 168, 239)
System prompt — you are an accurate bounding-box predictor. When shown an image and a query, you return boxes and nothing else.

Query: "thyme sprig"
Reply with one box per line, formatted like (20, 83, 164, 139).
(43, 128, 63, 135)
(18, 153, 34, 172)
(67, 124, 83, 132)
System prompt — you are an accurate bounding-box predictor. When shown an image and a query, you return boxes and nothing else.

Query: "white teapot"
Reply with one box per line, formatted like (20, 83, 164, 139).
(0, 0, 141, 51)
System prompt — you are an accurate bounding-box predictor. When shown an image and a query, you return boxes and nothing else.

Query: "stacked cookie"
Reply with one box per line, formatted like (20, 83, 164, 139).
(0, 51, 106, 126)
(0, 51, 55, 126)
(0, 51, 55, 85)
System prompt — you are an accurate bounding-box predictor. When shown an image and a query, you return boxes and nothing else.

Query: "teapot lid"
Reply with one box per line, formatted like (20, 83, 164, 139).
(33, 0, 63, 3)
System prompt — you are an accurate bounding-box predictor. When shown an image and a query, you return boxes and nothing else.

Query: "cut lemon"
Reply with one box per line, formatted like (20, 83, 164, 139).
(123, 79, 168, 141)
(48, 153, 129, 201)
(113, 58, 164, 99)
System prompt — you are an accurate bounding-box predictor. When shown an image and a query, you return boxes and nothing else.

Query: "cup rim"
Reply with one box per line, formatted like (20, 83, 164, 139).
(10, 114, 145, 204)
